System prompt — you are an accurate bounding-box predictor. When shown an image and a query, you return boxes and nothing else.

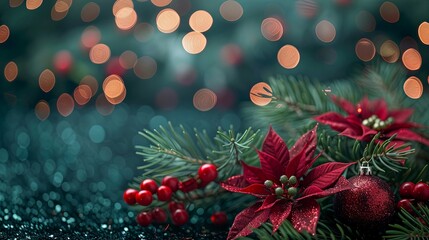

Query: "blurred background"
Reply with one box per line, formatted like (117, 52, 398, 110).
(0, 0, 429, 238)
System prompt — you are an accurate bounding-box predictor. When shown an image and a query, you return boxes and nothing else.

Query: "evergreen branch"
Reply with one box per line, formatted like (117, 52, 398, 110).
(384, 205, 429, 240)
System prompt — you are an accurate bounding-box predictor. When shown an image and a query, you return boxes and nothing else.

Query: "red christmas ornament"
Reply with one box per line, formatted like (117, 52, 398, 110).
(162, 176, 180, 192)
(334, 175, 395, 231)
(157, 186, 173, 201)
(140, 179, 158, 194)
(136, 211, 152, 226)
(135, 190, 153, 206)
(172, 209, 189, 226)
(210, 212, 228, 225)
(412, 182, 429, 202)
(399, 182, 415, 199)
(198, 163, 218, 183)
(168, 201, 185, 213)
(152, 207, 167, 224)
(397, 199, 414, 213)
(123, 188, 138, 205)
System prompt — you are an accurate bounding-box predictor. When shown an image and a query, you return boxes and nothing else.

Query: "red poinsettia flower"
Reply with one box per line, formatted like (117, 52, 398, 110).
(221, 125, 354, 240)
(315, 96, 429, 146)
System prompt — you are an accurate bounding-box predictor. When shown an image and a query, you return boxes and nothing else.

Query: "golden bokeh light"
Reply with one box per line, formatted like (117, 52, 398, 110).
(250, 82, 272, 106)
(90, 43, 111, 64)
(80, 75, 98, 96)
(315, 20, 336, 43)
(51, 3, 69, 21)
(182, 31, 207, 54)
(96, 94, 115, 116)
(380, 40, 399, 63)
(220, 0, 243, 22)
(418, 22, 429, 45)
(156, 8, 180, 33)
(403, 76, 423, 99)
(355, 38, 376, 62)
(119, 50, 137, 69)
(112, 0, 134, 16)
(54, 0, 72, 13)
(133, 56, 157, 79)
(26, 0, 43, 10)
(261, 18, 283, 41)
(39, 69, 56, 93)
(380, 2, 399, 23)
(134, 23, 154, 42)
(189, 10, 213, 33)
(402, 48, 421, 71)
(277, 45, 300, 69)
(10, 0, 24, 7)
(74, 85, 92, 105)
(115, 7, 137, 30)
(193, 88, 217, 111)
(4, 61, 18, 82)
(356, 11, 376, 32)
(35, 100, 50, 121)
(151, 0, 172, 7)
(81, 2, 100, 23)
(0, 25, 10, 44)
(81, 26, 101, 49)
(103, 75, 126, 105)
(57, 93, 74, 117)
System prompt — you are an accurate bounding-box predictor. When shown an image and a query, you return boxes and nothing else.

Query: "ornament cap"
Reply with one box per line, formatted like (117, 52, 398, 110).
(359, 161, 372, 175)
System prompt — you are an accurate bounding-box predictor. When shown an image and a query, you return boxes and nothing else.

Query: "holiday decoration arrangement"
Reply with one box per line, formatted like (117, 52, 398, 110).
(123, 63, 429, 239)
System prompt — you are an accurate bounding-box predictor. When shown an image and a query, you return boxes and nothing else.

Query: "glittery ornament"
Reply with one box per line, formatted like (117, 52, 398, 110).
(334, 175, 395, 231)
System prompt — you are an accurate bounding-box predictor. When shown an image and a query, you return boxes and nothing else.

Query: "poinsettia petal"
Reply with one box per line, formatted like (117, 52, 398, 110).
(298, 176, 353, 201)
(331, 95, 356, 116)
(358, 96, 371, 119)
(290, 198, 320, 234)
(269, 200, 292, 232)
(314, 112, 351, 133)
(387, 129, 429, 146)
(221, 175, 248, 189)
(286, 125, 318, 178)
(389, 109, 413, 123)
(373, 99, 388, 120)
(258, 150, 282, 181)
(221, 177, 270, 197)
(241, 161, 265, 184)
(257, 195, 279, 212)
(227, 202, 270, 240)
(301, 162, 355, 189)
(262, 126, 290, 169)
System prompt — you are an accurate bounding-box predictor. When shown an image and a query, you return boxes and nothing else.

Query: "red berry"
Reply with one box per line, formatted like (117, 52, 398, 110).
(179, 178, 198, 193)
(168, 201, 185, 213)
(157, 185, 173, 201)
(397, 199, 414, 213)
(123, 188, 138, 205)
(135, 190, 153, 206)
(172, 209, 189, 226)
(140, 179, 158, 194)
(152, 207, 167, 224)
(162, 176, 180, 192)
(198, 164, 218, 183)
(210, 212, 228, 225)
(136, 212, 152, 226)
(399, 182, 415, 199)
(412, 182, 429, 201)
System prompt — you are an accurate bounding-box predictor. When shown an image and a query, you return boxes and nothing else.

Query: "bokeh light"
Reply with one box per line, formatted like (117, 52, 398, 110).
(221, 44, 242, 65)
(182, 31, 207, 54)
(0, 25, 10, 44)
(4, 61, 18, 82)
(80, 75, 98, 96)
(51, 2, 69, 21)
(74, 85, 92, 106)
(81, 26, 101, 50)
(355, 11, 376, 32)
(115, 7, 137, 30)
(355, 38, 375, 62)
(296, 0, 318, 19)
(402, 48, 421, 71)
(119, 51, 137, 70)
(277, 45, 300, 69)
(134, 23, 154, 42)
(220, 0, 243, 22)
(403, 76, 423, 99)
(151, 0, 172, 7)
(34, 100, 50, 121)
(26, 0, 43, 10)
(90, 44, 111, 64)
(10, 0, 24, 7)
(54, 0, 72, 13)
(56, 93, 74, 117)
(189, 10, 213, 33)
(53, 50, 73, 74)
(156, 9, 180, 33)
(418, 22, 429, 45)
(315, 20, 336, 43)
(380, 2, 399, 23)
(380, 40, 399, 63)
(96, 94, 115, 116)
(261, 18, 283, 41)
(81, 2, 100, 23)
(193, 88, 217, 111)
(133, 56, 157, 79)
(112, 0, 134, 16)
(250, 82, 272, 106)
(39, 69, 56, 93)
(103, 75, 127, 105)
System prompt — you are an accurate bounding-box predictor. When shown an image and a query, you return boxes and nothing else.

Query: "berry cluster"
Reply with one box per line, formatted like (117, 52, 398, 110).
(123, 163, 218, 227)
(397, 181, 429, 214)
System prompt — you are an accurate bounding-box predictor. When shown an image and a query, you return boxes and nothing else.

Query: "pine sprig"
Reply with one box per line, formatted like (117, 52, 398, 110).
(384, 205, 429, 240)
